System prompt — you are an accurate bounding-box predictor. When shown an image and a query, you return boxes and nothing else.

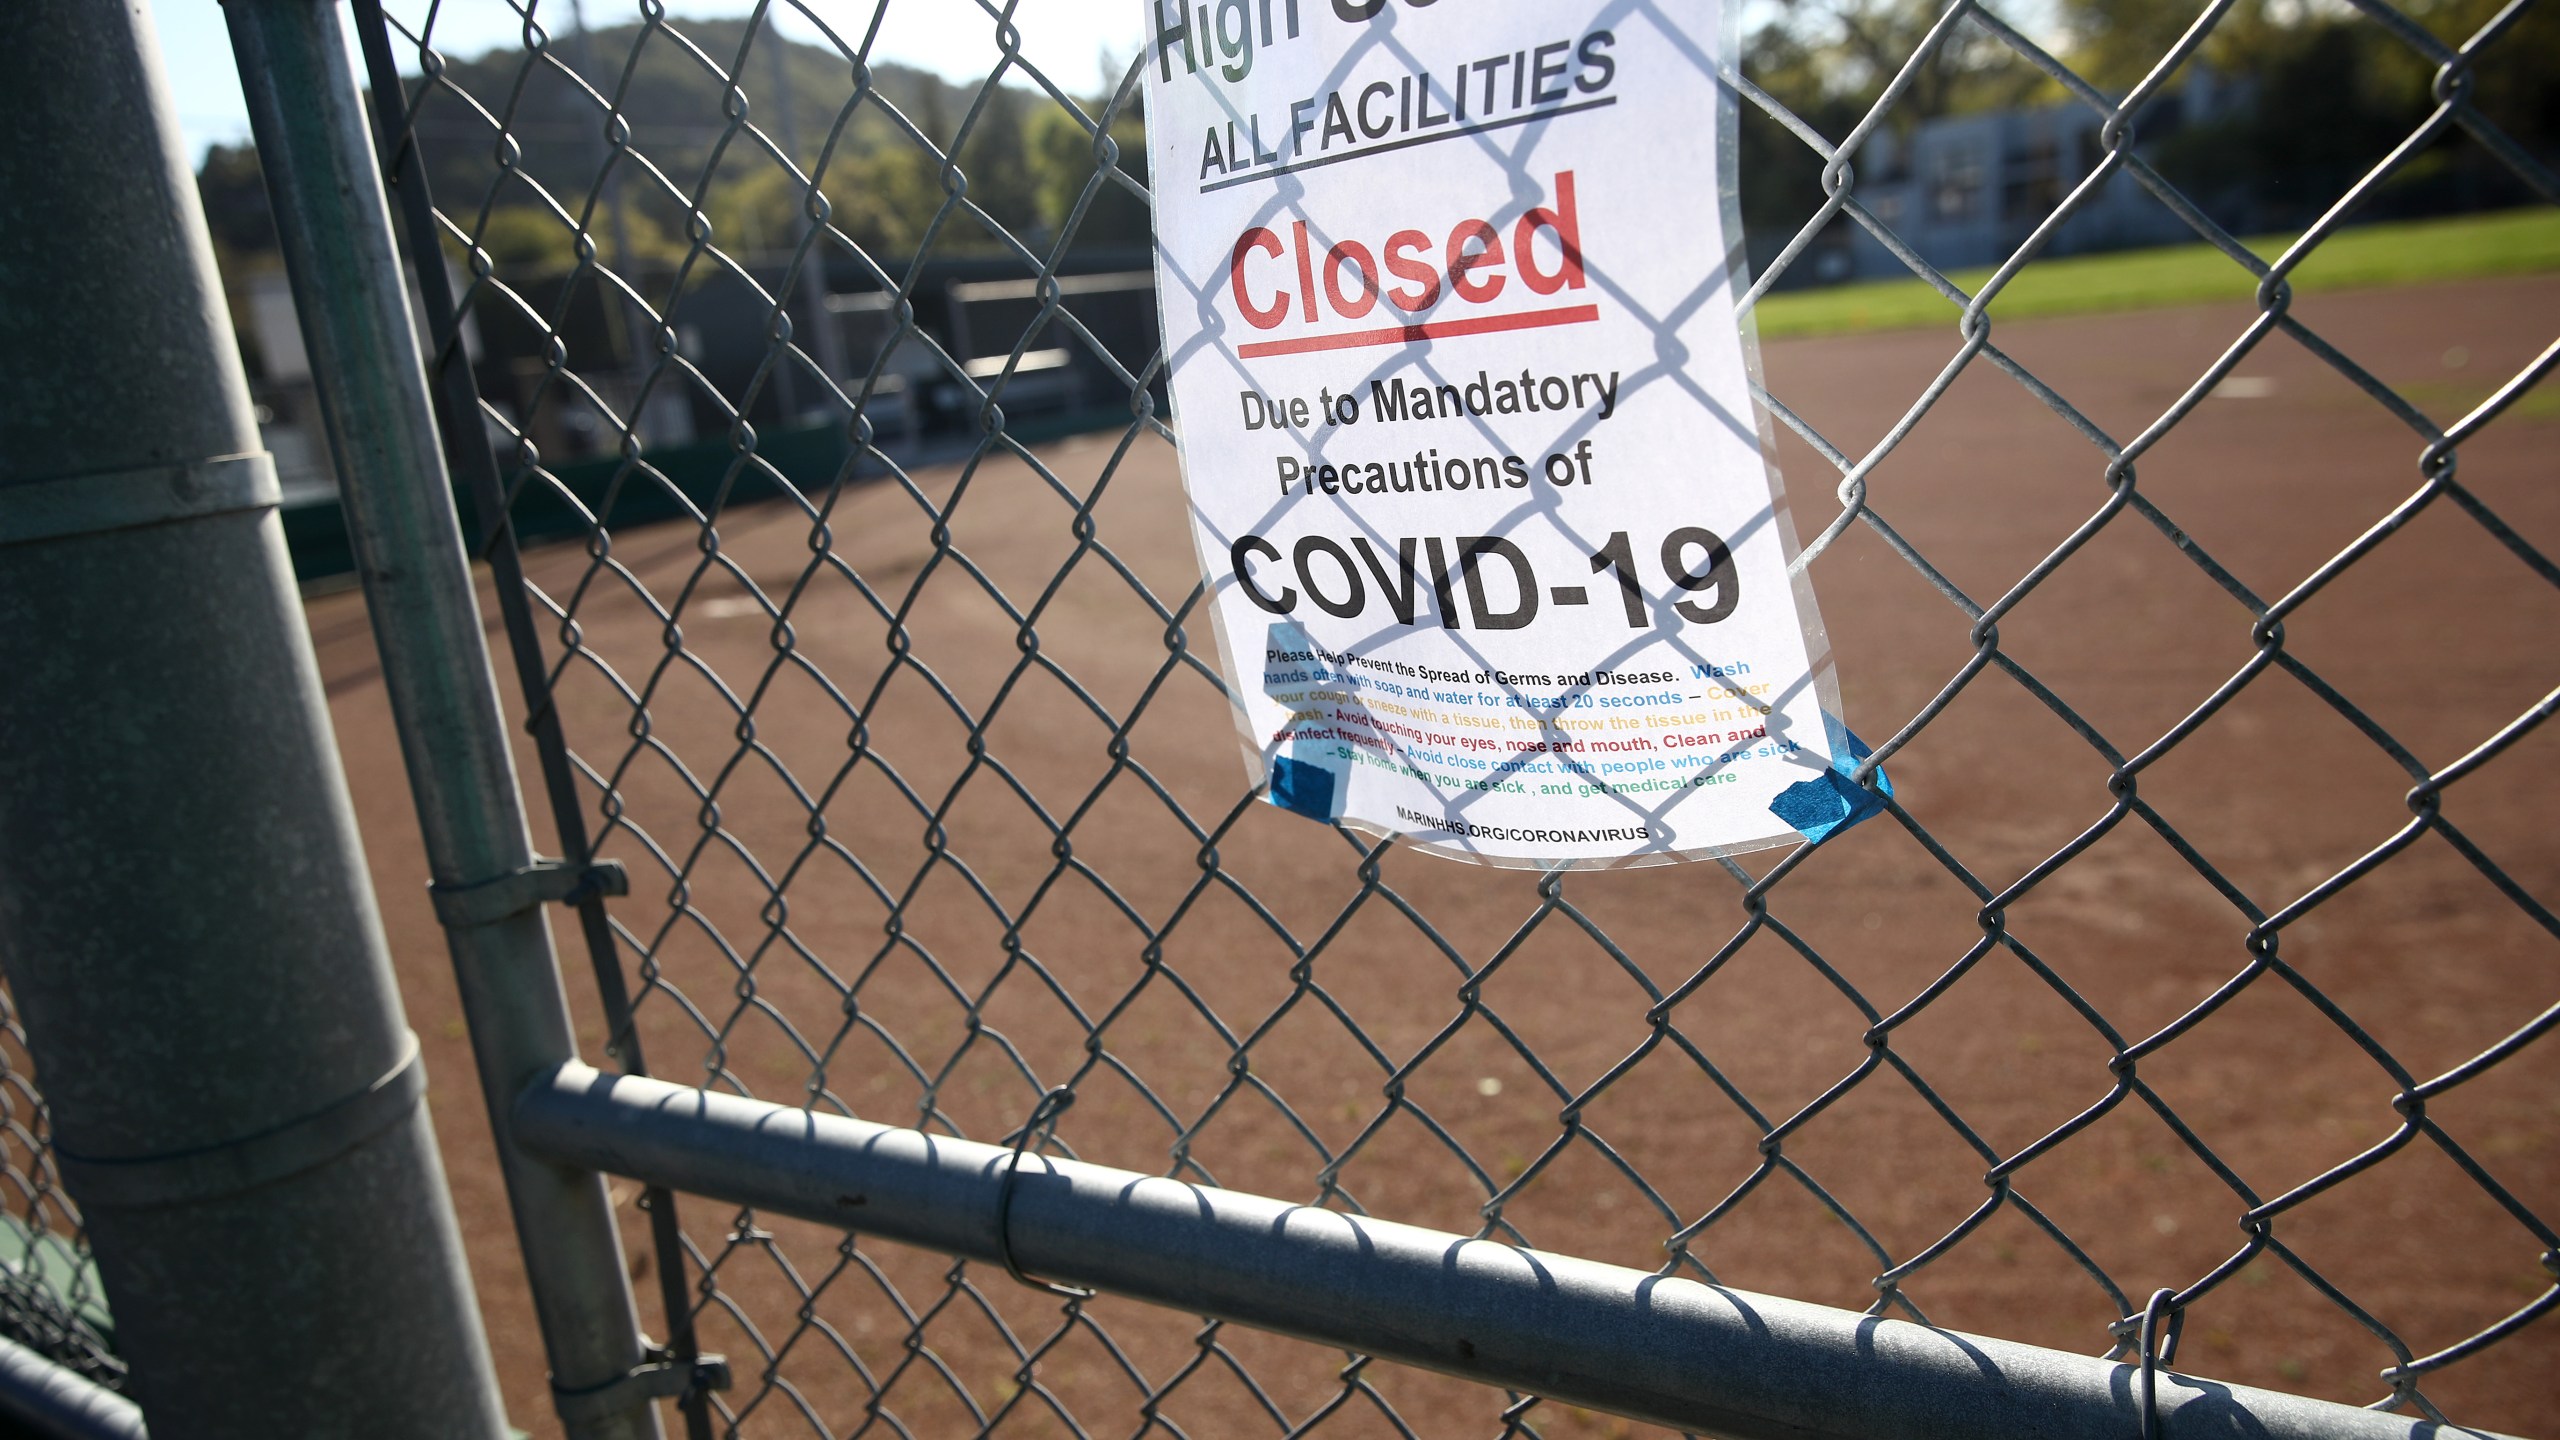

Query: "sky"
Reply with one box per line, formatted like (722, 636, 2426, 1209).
(150, 0, 1150, 162)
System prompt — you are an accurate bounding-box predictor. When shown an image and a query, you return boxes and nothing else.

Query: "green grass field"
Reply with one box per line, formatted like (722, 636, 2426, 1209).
(1752, 208, 2560, 339)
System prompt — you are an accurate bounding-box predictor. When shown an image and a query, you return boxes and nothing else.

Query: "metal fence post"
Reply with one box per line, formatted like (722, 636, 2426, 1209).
(220, 3, 673, 1438)
(0, 5, 510, 1439)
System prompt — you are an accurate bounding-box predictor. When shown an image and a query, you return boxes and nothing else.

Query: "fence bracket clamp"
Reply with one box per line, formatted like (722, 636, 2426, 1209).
(551, 1342, 732, 1425)
(429, 857, 628, 929)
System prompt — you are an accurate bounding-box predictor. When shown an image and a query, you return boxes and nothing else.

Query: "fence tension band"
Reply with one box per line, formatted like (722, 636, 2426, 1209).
(550, 1341, 732, 1426)
(55, 1033, 425, 1210)
(429, 857, 629, 929)
(0, 453, 280, 548)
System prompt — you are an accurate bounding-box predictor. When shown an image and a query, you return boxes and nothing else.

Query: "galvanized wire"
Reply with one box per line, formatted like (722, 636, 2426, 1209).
(357, 0, 2557, 1435)
(0, 986, 122, 1395)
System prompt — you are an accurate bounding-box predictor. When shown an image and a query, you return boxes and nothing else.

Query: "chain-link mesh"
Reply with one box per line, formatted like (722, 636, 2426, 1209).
(357, 0, 2555, 1434)
(0, 985, 123, 1393)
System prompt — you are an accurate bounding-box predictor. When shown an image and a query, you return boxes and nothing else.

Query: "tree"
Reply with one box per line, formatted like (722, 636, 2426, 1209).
(1749, 0, 2050, 126)
(195, 143, 276, 259)
(953, 82, 1043, 244)
(1027, 99, 1150, 252)
(2058, 0, 2560, 228)
(1735, 0, 2056, 279)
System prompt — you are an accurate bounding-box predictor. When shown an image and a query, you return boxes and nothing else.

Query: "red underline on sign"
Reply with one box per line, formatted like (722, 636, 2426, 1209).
(1234, 305, 1601, 359)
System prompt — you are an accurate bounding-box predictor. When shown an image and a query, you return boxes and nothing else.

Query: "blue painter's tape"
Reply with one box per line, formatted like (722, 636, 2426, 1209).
(1270, 755, 1339, 820)
(1769, 717, 1892, 844)
(1261, 619, 1347, 824)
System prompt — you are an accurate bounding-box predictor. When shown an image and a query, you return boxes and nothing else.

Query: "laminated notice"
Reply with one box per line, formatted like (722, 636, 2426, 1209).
(1143, 0, 1849, 867)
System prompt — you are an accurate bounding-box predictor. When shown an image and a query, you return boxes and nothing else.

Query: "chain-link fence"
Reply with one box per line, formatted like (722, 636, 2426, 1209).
(0, 989, 121, 1396)
(347, 0, 2556, 1434)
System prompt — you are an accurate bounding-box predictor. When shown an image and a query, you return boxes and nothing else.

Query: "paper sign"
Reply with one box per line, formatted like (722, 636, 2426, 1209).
(1143, 0, 1849, 867)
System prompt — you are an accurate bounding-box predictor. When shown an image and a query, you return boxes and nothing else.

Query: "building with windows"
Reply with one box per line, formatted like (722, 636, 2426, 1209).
(1826, 71, 2247, 282)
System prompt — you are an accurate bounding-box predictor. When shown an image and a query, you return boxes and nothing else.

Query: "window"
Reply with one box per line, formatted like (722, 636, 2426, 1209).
(2003, 135, 2063, 221)
(1929, 147, 1984, 221)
